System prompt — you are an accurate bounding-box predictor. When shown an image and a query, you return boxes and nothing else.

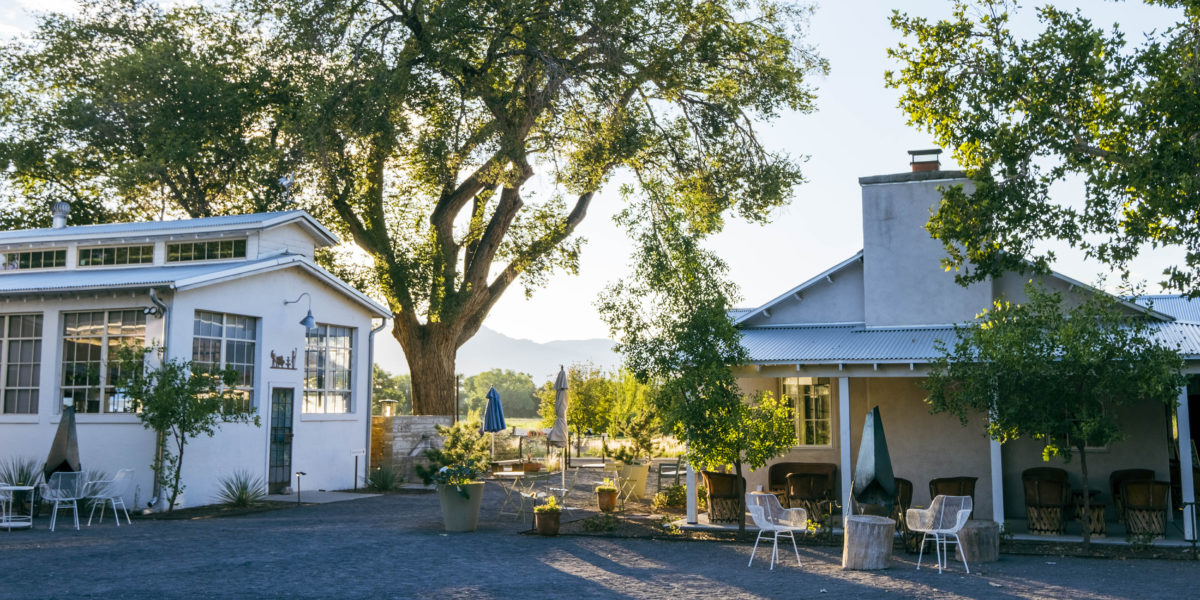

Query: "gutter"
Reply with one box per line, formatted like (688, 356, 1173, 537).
(364, 317, 390, 484)
(146, 287, 171, 510)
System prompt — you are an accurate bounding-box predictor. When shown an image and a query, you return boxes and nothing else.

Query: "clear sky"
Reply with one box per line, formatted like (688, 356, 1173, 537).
(0, 0, 1186, 343)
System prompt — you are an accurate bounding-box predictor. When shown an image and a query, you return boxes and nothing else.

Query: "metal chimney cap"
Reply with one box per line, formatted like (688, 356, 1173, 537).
(50, 201, 71, 228)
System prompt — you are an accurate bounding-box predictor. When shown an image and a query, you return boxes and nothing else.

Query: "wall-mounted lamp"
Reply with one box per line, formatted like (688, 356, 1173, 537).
(284, 292, 317, 330)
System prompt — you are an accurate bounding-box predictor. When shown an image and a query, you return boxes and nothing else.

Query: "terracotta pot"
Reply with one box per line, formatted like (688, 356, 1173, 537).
(535, 511, 560, 536)
(596, 489, 617, 512)
(523, 462, 541, 472)
(438, 482, 485, 532)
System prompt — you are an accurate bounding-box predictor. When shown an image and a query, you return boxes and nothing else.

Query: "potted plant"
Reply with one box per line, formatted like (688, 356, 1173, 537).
(522, 453, 541, 472)
(431, 464, 487, 532)
(416, 421, 491, 532)
(533, 495, 562, 535)
(596, 478, 618, 512)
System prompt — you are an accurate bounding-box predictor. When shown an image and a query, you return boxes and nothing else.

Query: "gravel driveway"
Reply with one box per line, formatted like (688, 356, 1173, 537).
(1, 490, 1196, 599)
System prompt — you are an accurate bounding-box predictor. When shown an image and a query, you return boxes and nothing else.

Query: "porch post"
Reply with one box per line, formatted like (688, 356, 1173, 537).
(685, 461, 697, 524)
(989, 436, 1004, 528)
(1177, 384, 1195, 541)
(839, 376, 852, 518)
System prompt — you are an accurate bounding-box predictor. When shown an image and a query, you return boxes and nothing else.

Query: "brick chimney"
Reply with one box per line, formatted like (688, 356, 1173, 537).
(908, 148, 941, 172)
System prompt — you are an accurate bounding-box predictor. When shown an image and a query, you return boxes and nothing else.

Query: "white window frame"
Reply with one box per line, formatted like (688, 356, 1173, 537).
(0, 313, 42, 414)
(61, 309, 145, 414)
(781, 376, 833, 447)
(192, 310, 258, 412)
(303, 324, 354, 414)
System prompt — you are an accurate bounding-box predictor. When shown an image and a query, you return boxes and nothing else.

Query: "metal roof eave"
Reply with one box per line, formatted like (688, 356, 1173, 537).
(733, 251, 865, 325)
(0, 210, 339, 248)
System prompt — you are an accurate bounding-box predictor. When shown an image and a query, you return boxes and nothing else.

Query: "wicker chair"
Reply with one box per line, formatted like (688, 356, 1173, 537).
(1120, 480, 1169, 538)
(1022, 467, 1072, 535)
(1109, 469, 1155, 521)
(701, 471, 745, 523)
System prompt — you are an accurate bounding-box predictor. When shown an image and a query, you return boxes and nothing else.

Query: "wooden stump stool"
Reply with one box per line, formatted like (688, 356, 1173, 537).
(842, 515, 895, 570)
(954, 520, 999, 564)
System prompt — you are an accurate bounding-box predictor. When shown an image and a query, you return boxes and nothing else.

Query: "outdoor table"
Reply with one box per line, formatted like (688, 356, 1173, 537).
(1, 485, 35, 531)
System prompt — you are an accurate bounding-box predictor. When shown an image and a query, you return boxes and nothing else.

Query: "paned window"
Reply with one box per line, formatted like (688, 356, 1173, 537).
(192, 311, 257, 412)
(781, 377, 832, 446)
(0, 249, 66, 271)
(78, 245, 154, 266)
(61, 310, 145, 413)
(1, 314, 42, 414)
(304, 325, 353, 413)
(166, 239, 246, 262)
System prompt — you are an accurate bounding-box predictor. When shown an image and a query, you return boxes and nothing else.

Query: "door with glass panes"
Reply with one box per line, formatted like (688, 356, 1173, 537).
(269, 388, 295, 494)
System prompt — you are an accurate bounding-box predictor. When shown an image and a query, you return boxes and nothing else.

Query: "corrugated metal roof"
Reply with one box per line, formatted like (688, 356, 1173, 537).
(0, 210, 335, 245)
(0, 257, 286, 293)
(740, 321, 1200, 363)
(1136, 295, 1200, 323)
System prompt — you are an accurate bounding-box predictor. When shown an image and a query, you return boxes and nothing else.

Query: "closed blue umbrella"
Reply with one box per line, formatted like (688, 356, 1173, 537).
(481, 386, 506, 456)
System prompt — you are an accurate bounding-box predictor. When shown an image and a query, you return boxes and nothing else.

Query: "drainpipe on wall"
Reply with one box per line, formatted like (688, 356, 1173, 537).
(146, 287, 171, 510)
(364, 317, 390, 483)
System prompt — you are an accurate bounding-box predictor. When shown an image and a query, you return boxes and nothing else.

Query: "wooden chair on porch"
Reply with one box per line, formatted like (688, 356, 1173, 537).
(785, 469, 836, 525)
(701, 471, 745, 523)
(1109, 469, 1155, 522)
(929, 476, 977, 519)
(1120, 479, 1170, 538)
(1021, 467, 1072, 535)
(767, 462, 837, 506)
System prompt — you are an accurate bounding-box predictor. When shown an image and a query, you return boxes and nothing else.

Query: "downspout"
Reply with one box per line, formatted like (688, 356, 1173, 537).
(146, 287, 170, 509)
(365, 317, 389, 484)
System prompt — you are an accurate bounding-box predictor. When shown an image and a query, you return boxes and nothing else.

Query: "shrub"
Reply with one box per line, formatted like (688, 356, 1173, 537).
(0, 456, 41, 486)
(366, 467, 402, 491)
(216, 470, 266, 508)
(582, 513, 617, 532)
(652, 484, 687, 511)
(595, 478, 617, 493)
(534, 496, 561, 514)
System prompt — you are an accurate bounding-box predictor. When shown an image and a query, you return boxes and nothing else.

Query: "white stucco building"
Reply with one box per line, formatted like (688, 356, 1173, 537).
(704, 151, 1200, 539)
(0, 206, 389, 508)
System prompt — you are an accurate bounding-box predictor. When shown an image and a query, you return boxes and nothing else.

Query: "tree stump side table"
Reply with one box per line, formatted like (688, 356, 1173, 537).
(842, 514, 895, 570)
(954, 520, 999, 564)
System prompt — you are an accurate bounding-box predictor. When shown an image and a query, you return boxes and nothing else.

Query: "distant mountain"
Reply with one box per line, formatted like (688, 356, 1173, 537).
(373, 326, 619, 383)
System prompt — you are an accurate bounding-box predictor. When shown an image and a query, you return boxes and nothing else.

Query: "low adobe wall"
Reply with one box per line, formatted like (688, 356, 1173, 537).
(371, 415, 453, 484)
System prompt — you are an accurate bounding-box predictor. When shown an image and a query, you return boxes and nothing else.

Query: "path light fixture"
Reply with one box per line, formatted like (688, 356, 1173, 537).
(284, 293, 317, 330)
(295, 471, 307, 505)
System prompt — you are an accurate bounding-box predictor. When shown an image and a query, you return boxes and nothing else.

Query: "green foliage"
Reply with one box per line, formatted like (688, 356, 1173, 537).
(462, 369, 539, 419)
(0, 456, 40, 486)
(216, 470, 267, 508)
(887, 1, 1200, 293)
(538, 363, 615, 456)
(595, 478, 618, 493)
(372, 365, 411, 416)
(924, 283, 1185, 544)
(614, 411, 661, 465)
(0, 0, 290, 220)
(582, 513, 618, 532)
(599, 190, 796, 533)
(652, 484, 689, 511)
(112, 345, 259, 512)
(415, 421, 491, 487)
(366, 467, 402, 492)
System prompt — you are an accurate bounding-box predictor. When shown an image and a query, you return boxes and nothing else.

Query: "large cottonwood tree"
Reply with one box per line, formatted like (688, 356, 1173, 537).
(250, 0, 825, 414)
(887, 1, 1200, 292)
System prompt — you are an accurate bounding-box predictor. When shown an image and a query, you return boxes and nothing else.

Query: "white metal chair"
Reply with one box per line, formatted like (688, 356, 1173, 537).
(746, 492, 808, 570)
(88, 469, 136, 526)
(547, 467, 580, 507)
(657, 457, 682, 491)
(41, 471, 87, 532)
(907, 494, 973, 573)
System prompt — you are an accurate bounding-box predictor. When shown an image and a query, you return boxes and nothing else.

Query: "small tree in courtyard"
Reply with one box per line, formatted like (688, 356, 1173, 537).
(113, 346, 259, 512)
(600, 201, 795, 533)
(925, 284, 1184, 546)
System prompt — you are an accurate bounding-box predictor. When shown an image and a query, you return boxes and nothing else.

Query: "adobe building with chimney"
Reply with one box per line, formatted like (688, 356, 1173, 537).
(693, 150, 1200, 542)
(0, 205, 389, 509)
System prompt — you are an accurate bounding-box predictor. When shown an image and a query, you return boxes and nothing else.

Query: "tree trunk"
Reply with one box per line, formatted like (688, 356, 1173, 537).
(1079, 447, 1091, 549)
(735, 461, 746, 534)
(404, 331, 459, 416)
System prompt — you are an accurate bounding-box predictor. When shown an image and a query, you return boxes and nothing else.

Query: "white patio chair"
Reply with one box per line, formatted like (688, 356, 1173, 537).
(907, 494, 973, 574)
(41, 471, 87, 532)
(88, 469, 136, 526)
(547, 467, 580, 507)
(746, 492, 808, 570)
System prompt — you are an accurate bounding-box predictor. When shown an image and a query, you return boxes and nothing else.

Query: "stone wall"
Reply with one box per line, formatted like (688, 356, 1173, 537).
(371, 415, 453, 484)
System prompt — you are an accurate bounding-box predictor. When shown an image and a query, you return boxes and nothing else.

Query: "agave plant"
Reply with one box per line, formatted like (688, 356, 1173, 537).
(0, 456, 41, 486)
(216, 470, 266, 508)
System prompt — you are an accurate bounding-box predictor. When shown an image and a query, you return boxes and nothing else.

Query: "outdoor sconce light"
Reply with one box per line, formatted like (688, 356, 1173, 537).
(284, 292, 317, 330)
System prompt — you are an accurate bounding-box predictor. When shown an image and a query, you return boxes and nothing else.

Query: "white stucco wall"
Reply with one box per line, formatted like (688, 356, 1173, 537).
(739, 259, 866, 326)
(0, 263, 380, 508)
(860, 173, 992, 327)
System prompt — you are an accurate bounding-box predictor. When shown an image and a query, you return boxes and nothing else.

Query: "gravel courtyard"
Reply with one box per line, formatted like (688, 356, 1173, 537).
(1, 489, 1197, 600)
